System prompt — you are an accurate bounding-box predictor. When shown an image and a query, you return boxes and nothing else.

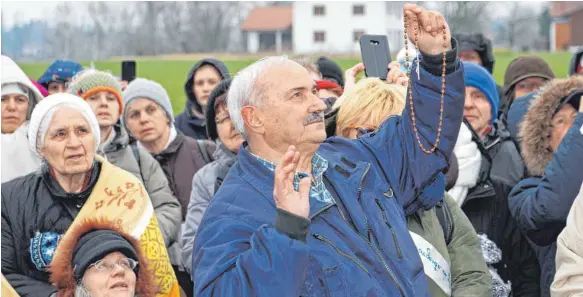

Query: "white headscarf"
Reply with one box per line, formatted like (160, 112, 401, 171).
(447, 123, 483, 206)
(28, 93, 101, 159)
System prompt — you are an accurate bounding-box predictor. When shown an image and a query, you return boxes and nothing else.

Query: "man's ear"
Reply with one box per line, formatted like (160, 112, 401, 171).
(241, 106, 265, 135)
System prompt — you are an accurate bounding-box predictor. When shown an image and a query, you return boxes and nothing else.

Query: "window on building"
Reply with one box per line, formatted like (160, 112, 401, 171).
(314, 5, 325, 16)
(353, 30, 365, 42)
(314, 31, 326, 43)
(353, 5, 365, 15)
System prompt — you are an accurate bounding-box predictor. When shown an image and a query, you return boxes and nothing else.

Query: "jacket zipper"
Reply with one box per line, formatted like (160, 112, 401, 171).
(334, 163, 405, 296)
(313, 233, 370, 276)
(375, 199, 403, 259)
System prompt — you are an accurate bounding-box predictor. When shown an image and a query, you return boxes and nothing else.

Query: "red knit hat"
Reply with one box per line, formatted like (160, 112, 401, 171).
(316, 80, 344, 96)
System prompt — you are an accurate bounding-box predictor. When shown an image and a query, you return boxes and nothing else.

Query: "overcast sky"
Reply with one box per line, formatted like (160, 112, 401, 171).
(1, 1, 546, 29)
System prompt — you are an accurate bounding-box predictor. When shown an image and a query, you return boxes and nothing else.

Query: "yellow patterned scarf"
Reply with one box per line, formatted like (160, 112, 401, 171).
(2, 274, 19, 297)
(52, 156, 180, 297)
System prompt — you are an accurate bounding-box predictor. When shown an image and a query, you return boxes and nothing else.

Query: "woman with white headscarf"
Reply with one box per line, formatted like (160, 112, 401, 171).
(1, 55, 44, 182)
(1, 93, 181, 297)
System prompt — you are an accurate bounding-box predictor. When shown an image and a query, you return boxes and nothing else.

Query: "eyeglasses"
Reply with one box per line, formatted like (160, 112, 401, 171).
(347, 125, 377, 138)
(88, 258, 138, 273)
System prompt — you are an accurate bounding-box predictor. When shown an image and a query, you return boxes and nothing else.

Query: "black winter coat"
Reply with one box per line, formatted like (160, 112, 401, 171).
(482, 120, 525, 187)
(461, 160, 540, 297)
(1, 162, 101, 297)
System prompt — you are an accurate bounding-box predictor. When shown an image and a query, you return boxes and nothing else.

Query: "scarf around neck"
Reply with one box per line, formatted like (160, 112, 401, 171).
(448, 124, 482, 207)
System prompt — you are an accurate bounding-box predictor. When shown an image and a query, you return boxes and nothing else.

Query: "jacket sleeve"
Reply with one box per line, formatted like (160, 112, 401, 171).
(361, 39, 465, 209)
(1, 193, 57, 297)
(139, 148, 182, 247)
(508, 115, 583, 245)
(181, 169, 213, 275)
(501, 188, 541, 297)
(552, 189, 583, 297)
(443, 194, 492, 297)
(193, 211, 310, 297)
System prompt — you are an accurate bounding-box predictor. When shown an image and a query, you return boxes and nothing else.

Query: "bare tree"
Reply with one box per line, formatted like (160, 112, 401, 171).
(87, 2, 111, 60)
(435, 1, 491, 34)
(505, 2, 539, 50)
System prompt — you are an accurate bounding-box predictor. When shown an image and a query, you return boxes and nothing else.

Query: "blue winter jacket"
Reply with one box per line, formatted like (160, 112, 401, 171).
(192, 53, 465, 296)
(509, 115, 583, 297)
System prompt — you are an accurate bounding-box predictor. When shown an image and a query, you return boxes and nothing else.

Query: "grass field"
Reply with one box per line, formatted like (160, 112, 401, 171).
(18, 51, 573, 115)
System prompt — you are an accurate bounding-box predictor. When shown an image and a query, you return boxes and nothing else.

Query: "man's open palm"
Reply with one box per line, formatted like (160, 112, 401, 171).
(273, 146, 311, 218)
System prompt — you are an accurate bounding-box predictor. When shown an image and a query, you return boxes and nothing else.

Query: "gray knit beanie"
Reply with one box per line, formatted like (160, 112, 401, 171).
(122, 78, 174, 131)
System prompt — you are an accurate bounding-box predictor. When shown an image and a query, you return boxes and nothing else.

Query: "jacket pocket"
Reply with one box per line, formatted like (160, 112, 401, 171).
(375, 199, 403, 259)
(312, 233, 370, 276)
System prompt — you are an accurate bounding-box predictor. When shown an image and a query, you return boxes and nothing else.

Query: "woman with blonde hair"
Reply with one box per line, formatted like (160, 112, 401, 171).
(336, 77, 406, 138)
(334, 62, 492, 297)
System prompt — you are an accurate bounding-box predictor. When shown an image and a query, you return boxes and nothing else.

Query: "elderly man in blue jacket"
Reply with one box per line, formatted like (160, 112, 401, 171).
(192, 4, 465, 297)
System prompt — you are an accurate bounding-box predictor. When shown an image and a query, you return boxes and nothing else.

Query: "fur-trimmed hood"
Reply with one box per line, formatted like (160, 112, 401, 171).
(47, 218, 156, 297)
(519, 76, 583, 176)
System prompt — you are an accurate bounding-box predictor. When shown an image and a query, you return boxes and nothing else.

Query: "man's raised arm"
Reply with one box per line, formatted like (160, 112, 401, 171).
(361, 4, 465, 208)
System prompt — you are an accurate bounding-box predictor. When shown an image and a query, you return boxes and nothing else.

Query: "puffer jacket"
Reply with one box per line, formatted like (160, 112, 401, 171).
(481, 119, 525, 186)
(192, 46, 465, 296)
(1, 161, 102, 297)
(181, 142, 237, 274)
(508, 76, 583, 297)
(175, 59, 230, 140)
(1, 55, 44, 183)
(407, 194, 491, 297)
(462, 157, 540, 297)
(98, 124, 181, 263)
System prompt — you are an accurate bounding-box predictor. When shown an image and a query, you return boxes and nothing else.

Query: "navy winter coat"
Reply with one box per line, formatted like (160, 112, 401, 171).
(192, 49, 465, 296)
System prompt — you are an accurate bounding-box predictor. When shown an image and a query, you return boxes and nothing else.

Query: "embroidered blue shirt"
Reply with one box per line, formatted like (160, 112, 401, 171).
(252, 151, 335, 204)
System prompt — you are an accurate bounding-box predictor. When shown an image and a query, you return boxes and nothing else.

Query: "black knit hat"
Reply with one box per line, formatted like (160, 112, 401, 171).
(317, 57, 345, 87)
(454, 33, 495, 73)
(206, 79, 232, 141)
(72, 229, 138, 280)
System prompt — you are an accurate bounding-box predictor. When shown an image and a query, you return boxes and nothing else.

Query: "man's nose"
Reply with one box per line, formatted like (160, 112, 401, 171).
(311, 93, 328, 113)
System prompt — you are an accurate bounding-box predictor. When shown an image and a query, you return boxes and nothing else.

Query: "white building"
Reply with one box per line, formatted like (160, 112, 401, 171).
(292, 1, 405, 55)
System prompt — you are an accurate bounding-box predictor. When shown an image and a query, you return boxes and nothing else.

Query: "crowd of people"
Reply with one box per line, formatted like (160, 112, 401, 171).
(2, 4, 583, 297)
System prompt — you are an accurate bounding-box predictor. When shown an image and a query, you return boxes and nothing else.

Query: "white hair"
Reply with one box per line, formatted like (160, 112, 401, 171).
(227, 56, 291, 138)
(74, 283, 92, 297)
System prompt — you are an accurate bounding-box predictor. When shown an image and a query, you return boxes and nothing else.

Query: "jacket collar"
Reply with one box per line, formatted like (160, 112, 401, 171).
(156, 132, 185, 156)
(213, 141, 237, 166)
(102, 123, 129, 153)
(42, 159, 102, 201)
(236, 142, 372, 220)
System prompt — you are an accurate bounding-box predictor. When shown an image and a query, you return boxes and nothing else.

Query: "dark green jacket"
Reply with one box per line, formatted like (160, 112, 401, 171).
(407, 194, 492, 297)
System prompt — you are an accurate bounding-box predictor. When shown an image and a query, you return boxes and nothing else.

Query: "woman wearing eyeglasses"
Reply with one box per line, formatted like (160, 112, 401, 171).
(48, 218, 155, 297)
(333, 63, 492, 297)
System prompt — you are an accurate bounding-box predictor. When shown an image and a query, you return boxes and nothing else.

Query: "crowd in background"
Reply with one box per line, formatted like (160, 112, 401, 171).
(2, 4, 583, 297)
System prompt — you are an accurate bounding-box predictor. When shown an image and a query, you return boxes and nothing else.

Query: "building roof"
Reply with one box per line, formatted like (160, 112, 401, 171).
(552, 1, 583, 18)
(241, 6, 292, 32)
